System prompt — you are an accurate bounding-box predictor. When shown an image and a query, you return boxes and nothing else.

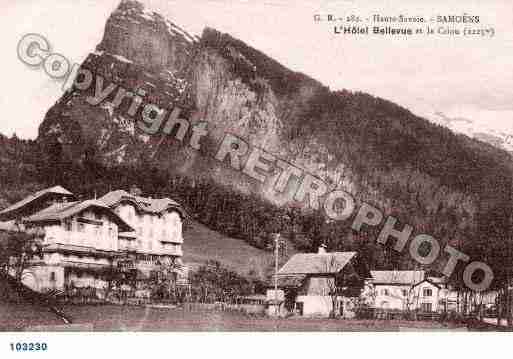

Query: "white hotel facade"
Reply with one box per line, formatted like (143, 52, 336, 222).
(0, 186, 187, 294)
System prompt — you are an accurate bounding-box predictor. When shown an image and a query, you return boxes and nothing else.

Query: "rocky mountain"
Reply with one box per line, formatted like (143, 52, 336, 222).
(35, 0, 513, 282)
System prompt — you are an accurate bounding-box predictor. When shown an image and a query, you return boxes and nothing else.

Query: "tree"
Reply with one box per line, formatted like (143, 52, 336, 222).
(102, 260, 125, 302)
(323, 254, 343, 318)
(0, 228, 42, 282)
(189, 260, 258, 303)
(153, 257, 185, 301)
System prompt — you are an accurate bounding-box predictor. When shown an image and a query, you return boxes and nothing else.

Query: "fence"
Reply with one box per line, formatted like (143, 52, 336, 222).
(181, 301, 266, 315)
(357, 307, 443, 321)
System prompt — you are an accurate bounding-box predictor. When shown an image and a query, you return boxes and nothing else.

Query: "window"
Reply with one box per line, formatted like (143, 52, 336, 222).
(423, 288, 433, 297)
(402, 289, 408, 297)
(50, 272, 56, 281)
(382, 289, 389, 296)
(77, 223, 85, 232)
(64, 219, 72, 231)
(421, 302, 432, 312)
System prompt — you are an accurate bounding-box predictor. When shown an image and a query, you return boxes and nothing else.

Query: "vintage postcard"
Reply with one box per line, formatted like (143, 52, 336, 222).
(1, 0, 512, 355)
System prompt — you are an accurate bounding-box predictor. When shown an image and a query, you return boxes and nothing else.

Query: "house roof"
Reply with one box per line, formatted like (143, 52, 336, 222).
(412, 277, 445, 289)
(23, 200, 133, 232)
(0, 186, 76, 218)
(370, 270, 425, 285)
(99, 190, 187, 218)
(278, 252, 356, 275)
(426, 276, 446, 284)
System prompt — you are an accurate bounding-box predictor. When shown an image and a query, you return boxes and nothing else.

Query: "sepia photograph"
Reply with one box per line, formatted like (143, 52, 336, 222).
(0, 1, 512, 355)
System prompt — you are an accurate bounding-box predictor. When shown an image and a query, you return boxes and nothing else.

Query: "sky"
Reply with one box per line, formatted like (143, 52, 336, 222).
(1, 0, 512, 141)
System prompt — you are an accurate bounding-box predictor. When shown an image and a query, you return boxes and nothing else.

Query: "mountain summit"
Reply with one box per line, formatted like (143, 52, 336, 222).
(36, 0, 513, 277)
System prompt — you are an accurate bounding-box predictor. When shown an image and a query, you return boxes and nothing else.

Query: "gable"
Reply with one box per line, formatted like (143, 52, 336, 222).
(412, 279, 442, 290)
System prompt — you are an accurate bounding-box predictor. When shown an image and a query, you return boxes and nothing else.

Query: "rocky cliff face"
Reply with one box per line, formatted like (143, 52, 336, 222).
(37, 0, 513, 270)
(39, 0, 341, 200)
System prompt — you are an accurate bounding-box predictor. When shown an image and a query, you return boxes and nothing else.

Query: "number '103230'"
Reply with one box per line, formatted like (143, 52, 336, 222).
(10, 342, 48, 351)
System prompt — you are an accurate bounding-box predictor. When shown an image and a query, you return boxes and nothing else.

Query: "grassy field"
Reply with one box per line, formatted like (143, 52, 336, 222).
(0, 304, 473, 331)
(0, 302, 64, 331)
(182, 221, 295, 278)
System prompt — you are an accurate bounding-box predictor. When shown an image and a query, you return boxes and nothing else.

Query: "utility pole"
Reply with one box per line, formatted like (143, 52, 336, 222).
(506, 245, 511, 327)
(274, 233, 281, 316)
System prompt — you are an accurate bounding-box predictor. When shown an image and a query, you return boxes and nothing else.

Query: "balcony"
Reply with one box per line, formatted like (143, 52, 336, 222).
(159, 245, 182, 257)
(159, 236, 183, 244)
(48, 233, 117, 252)
(61, 260, 111, 271)
(119, 243, 138, 253)
(43, 243, 121, 258)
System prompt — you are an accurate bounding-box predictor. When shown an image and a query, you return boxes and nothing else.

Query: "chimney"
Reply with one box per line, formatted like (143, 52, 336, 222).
(129, 185, 142, 196)
(318, 244, 327, 254)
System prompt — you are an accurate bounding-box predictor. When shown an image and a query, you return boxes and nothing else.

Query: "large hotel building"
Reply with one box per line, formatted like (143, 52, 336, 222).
(0, 186, 187, 294)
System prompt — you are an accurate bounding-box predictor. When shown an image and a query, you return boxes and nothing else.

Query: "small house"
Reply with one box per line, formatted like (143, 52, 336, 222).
(367, 270, 425, 311)
(410, 277, 463, 313)
(410, 277, 444, 313)
(275, 246, 364, 317)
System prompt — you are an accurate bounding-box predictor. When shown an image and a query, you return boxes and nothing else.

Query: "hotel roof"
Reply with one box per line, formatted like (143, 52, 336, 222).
(23, 200, 133, 232)
(99, 190, 187, 218)
(0, 186, 76, 218)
